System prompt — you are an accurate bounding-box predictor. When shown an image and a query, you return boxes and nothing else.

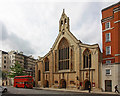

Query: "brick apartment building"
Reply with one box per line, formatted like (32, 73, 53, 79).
(101, 2, 120, 92)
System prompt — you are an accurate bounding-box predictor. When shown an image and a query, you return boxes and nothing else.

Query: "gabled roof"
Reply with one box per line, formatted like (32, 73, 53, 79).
(42, 10, 101, 59)
(51, 9, 82, 51)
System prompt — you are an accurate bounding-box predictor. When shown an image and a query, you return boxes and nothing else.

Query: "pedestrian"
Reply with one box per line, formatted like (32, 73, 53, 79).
(6, 81, 7, 86)
(115, 85, 119, 93)
(2, 82, 4, 86)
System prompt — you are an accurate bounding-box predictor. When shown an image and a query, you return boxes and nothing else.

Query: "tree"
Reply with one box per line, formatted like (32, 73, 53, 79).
(8, 61, 26, 78)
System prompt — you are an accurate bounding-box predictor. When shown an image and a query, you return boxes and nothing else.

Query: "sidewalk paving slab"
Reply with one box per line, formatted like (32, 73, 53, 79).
(34, 87, 120, 95)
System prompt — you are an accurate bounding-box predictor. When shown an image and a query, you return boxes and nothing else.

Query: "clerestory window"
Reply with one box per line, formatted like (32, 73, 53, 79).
(45, 58, 49, 71)
(83, 49, 91, 68)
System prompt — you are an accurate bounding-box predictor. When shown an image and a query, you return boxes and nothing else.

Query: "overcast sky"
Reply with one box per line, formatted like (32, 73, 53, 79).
(0, 0, 119, 58)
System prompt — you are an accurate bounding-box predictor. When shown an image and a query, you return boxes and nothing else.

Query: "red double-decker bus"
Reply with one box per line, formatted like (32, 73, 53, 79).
(14, 76, 33, 88)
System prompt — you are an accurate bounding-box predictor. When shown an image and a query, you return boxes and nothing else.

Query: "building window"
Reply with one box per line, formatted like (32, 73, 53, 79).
(58, 38, 69, 70)
(61, 20, 63, 26)
(83, 49, 91, 68)
(70, 81, 75, 85)
(106, 33, 111, 42)
(106, 46, 111, 55)
(106, 69, 111, 75)
(106, 60, 111, 64)
(4, 60, 6, 64)
(4, 56, 6, 59)
(59, 48, 69, 70)
(55, 81, 58, 84)
(55, 50, 57, 72)
(71, 48, 73, 71)
(38, 70, 41, 81)
(45, 58, 49, 71)
(4, 66, 6, 69)
(105, 22, 110, 29)
(65, 19, 67, 24)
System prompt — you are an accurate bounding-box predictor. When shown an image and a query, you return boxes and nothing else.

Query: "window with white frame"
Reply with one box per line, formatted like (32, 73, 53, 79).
(105, 22, 110, 29)
(4, 56, 6, 59)
(106, 33, 111, 42)
(106, 60, 111, 64)
(106, 69, 111, 75)
(106, 46, 111, 55)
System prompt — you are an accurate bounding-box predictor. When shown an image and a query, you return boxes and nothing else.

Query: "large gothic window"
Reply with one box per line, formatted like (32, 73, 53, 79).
(45, 58, 49, 71)
(83, 49, 91, 68)
(58, 38, 69, 70)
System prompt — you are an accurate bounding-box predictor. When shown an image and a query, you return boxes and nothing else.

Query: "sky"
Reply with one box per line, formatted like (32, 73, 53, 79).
(0, 0, 119, 59)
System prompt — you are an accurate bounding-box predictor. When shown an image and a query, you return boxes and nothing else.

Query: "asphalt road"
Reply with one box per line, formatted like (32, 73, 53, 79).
(2, 86, 120, 96)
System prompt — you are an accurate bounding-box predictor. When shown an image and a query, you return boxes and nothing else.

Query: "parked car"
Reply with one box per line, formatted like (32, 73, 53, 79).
(0, 86, 7, 93)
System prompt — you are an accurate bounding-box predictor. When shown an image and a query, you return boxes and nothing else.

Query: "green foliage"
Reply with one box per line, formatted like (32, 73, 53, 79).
(8, 61, 26, 78)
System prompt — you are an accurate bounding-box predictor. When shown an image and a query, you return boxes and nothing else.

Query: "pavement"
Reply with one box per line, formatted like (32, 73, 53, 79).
(34, 87, 120, 95)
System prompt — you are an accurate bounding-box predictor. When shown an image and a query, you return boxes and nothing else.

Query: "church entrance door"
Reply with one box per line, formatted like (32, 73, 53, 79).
(60, 79, 66, 88)
(44, 80, 49, 88)
(84, 80, 91, 90)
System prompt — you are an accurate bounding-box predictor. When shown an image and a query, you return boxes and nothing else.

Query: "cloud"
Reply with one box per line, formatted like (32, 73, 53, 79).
(0, 22, 35, 55)
(0, 22, 8, 41)
(0, 1, 119, 58)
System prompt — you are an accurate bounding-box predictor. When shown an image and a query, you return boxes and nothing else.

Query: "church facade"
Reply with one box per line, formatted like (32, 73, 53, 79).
(35, 10, 102, 90)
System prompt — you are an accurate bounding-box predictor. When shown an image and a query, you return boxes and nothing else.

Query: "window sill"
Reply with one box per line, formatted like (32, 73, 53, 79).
(83, 68, 92, 69)
(105, 63, 112, 65)
(38, 80, 41, 82)
(106, 54, 111, 56)
(80, 68, 95, 71)
(54, 70, 76, 74)
(105, 28, 110, 30)
(102, 27, 114, 32)
(105, 41, 111, 43)
(58, 70, 70, 73)
(106, 74, 111, 76)
(44, 71, 50, 74)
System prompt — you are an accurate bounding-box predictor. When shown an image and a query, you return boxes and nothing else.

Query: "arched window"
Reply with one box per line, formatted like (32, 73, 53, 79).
(83, 49, 91, 68)
(45, 58, 49, 71)
(58, 38, 69, 70)
(61, 20, 63, 26)
(38, 70, 41, 81)
(71, 48, 73, 70)
(65, 19, 67, 24)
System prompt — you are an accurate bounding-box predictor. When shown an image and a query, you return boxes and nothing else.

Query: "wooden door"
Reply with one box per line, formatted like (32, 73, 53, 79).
(105, 80, 112, 92)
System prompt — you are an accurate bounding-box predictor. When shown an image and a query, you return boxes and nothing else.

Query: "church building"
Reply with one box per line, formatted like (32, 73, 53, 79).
(35, 10, 102, 91)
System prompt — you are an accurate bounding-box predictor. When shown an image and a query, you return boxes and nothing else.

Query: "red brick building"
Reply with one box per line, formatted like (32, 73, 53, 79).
(102, 2, 120, 92)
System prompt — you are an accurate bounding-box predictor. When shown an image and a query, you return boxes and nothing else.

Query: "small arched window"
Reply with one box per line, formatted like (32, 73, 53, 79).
(45, 58, 49, 71)
(83, 49, 91, 68)
(38, 70, 41, 81)
(61, 20, 63, 26)
(65, 19, 67, 24)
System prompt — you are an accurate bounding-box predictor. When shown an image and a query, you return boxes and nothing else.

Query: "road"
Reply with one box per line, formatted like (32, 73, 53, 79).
(2, 86, 120, 96)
